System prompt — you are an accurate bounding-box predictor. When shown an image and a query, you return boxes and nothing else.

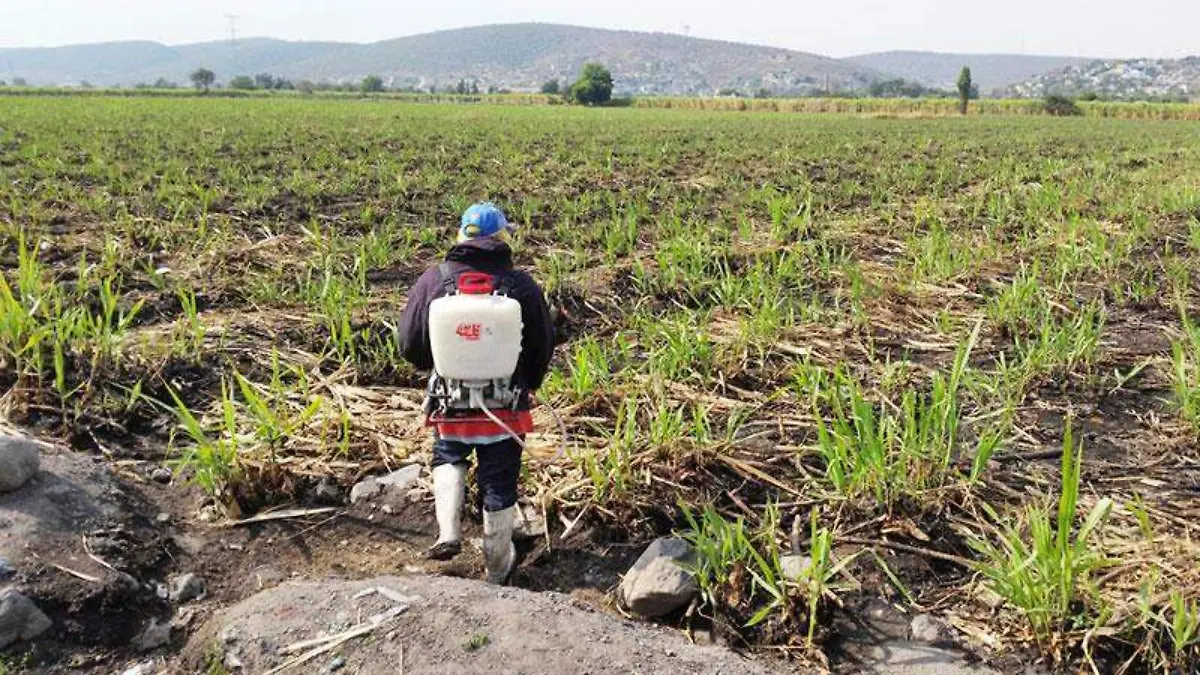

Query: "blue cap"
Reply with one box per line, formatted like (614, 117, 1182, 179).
(459, 202, 512, 239)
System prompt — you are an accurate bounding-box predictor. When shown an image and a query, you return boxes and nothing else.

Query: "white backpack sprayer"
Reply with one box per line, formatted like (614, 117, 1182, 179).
(425, 263, 569, 452)
(426, 266, 528, 443)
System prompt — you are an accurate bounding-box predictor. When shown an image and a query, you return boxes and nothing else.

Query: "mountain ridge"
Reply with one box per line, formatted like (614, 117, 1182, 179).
(0, 23, 878, 95)
(2, 23, 1190, 99)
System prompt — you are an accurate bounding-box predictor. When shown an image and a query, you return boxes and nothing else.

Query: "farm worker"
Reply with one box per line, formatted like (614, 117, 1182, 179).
(398, 202, 555, 584)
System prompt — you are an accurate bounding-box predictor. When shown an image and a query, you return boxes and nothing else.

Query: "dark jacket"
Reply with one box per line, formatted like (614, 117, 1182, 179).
(398, 238, 555, 404)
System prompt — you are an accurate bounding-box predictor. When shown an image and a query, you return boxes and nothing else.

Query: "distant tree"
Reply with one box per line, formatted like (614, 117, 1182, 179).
(153, 77, 177, 89)
(540, 79, 560, 95)
(868, 78, 944, 99)
(297, 80, 315, 95)
(254, 73, 276, 89)
(79, 80, 94, 89)
(956, 66, 972, 114)
(190, 68, 215, 94)
(470, 80, 479, 95)
(568, 62, 613, 105)
(753, 88, 773, 99)
(454, 79, 467, 95)
(12, 77, 28, 87)
(1042, 94, 1083, 116)
(428, 84, 437, 94)
(361, 75, 384, 93)
(230, 75, 256, 90)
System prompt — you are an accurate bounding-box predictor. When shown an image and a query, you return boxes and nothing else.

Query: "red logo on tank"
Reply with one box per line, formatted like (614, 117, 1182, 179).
(456, 323, 482, 341)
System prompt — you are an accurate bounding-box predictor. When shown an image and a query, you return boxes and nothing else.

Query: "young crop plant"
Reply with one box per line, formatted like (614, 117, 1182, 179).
(813, 322, 990, 507)
(680, 503, 852, 648)
(971, 422, 1114, 643)
(986, 263, 1051, 338)
(176, 286, 206, 356)
(167, 380, 243, 504)
(547, 335, 617, 403)
(579, 397, 639, 503)
(989, 301, 1107, 408)
(1171, 314, 1200, 435)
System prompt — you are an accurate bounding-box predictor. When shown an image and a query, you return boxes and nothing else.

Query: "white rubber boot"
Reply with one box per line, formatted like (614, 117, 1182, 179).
(427, 463, 467, 560)
(482, 505, 517, 584)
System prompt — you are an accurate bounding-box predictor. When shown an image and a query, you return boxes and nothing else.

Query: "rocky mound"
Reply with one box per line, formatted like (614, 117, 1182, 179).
(183, 575, 780, 674)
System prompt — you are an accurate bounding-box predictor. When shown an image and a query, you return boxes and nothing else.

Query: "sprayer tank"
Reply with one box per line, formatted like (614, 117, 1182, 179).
(429, 294, 523, 381)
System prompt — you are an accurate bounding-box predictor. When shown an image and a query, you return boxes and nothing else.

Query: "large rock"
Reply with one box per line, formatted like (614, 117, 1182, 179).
(182, 575, 777, 675)
(0, 434, 41, 493)
(0, 590, 52, 648)
(349, 464, 422, 506)
(619, 537, 699, 618)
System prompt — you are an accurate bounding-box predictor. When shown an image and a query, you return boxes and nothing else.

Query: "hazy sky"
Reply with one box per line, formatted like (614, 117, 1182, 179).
(0, 0, 1195, 58)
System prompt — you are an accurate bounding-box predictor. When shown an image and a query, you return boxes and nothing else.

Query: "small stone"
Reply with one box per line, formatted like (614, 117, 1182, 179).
(0, 434, 41, 493)
(910, 613, 947, 644)
(198, 505, 221, 523)
(350, 464, 421, 505)
(779, 554, 812, 582)
(253, 566, 285, 590)
(155, 513, 171, 524)
(168, 573, 206, 604)
(314, 477, 342, 506)
(618, 537, 699, 618)
(171, 608, 196, 630)
(135, 619, 172, 651)
(513, 503, 547, 540)
(0, 590, 52, 648)
(120, 660, 159, 675)
(328, 654, 347, 671)
(866, 641, 994, 674)
(223, 652, 245, 670)
(150, 467, 173, 484)
(220, 624, 241, 644)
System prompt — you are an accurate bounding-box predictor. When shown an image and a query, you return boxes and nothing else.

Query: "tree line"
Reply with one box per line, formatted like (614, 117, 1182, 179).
(181, 63, 617, 105)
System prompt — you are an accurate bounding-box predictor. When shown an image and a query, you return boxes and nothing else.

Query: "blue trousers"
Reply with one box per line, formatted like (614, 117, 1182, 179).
(432, 435, 523, 512)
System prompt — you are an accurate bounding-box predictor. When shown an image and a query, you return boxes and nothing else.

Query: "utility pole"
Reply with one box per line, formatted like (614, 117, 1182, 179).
(225, 13, 240, 75)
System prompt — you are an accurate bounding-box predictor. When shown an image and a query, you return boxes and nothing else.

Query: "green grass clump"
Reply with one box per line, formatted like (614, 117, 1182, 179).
(1171, 315, 1200, 434)
(971, 422, 1113, 641)
(814, 323, 998, 506)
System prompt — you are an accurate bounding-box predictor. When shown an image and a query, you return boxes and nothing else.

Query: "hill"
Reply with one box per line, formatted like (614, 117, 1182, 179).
(0, 23, 879, 95)
(845, 51, 1091, 91)
(1003, 57, 1200, 100)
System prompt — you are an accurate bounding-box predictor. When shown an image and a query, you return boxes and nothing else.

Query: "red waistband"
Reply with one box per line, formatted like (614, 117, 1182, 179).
(426, 409, 534, 436)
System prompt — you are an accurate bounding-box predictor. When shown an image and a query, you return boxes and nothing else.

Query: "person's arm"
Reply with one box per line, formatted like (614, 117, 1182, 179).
(518, 277, 555, 391)
(398, 269, 439, 371)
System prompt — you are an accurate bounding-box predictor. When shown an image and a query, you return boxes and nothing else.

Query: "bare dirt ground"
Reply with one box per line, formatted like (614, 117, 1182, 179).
(1, 445, 998, 674)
